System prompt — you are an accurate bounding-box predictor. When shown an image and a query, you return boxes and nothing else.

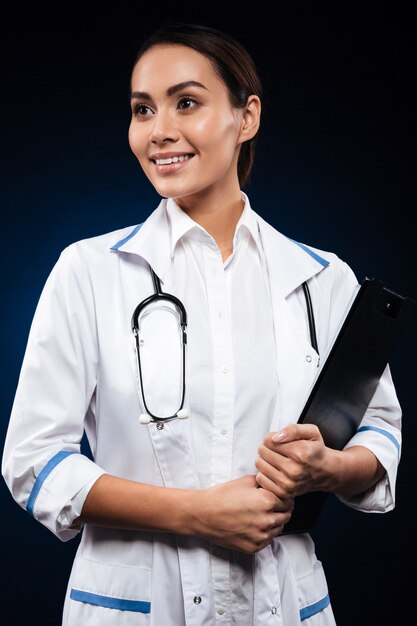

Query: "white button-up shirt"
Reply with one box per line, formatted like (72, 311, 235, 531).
(166, 193, 278, 624)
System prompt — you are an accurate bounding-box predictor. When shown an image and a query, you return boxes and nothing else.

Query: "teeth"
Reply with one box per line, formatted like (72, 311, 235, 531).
(155, 155, 191, 165)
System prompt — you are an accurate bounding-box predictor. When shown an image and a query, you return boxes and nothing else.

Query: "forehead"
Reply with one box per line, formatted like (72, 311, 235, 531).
(131, 44, 224, 92)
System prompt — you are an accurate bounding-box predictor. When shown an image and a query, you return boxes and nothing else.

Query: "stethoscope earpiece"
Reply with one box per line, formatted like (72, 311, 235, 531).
(139, 413, 152, 424)
(176, 408, 189, 419)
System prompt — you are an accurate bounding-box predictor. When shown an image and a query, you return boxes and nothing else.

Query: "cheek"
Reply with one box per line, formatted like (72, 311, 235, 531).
(128, 122, 143, 159)
(189, 112, 239, 154)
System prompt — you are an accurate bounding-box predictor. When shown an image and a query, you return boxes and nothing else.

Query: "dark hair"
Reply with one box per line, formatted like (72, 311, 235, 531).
(133, 22, 263, 188)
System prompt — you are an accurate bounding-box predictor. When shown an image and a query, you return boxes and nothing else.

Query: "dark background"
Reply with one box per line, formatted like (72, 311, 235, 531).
(1, 4, 416, 625)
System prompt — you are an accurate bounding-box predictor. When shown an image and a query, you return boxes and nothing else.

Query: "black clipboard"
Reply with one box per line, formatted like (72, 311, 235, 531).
(282, 277, 415, 534)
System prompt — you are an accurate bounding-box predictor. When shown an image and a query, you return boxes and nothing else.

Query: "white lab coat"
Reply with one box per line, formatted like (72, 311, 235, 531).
(2, 197, 401, 625)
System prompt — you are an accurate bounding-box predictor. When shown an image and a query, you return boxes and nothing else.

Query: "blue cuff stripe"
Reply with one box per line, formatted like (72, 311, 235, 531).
(357, 426, 400, 453)
(27, 450, 77, 517)
(110, 223, 144, 250)
(70, 589, 151, 613)
(300, 593, 330, 621)
(288, 238, 330, 268)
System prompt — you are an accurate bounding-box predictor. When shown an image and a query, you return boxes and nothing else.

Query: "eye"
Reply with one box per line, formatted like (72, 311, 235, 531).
(132, 103, 154, 117)
(177, 96, 198, 110)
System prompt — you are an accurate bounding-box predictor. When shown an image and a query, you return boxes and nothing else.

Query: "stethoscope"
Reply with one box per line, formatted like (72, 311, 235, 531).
(131, 265, 319, 425)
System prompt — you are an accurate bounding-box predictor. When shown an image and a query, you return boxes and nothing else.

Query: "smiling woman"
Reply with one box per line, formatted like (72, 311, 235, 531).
(128, 34, 262, 230)
(1, 21, 402, 626)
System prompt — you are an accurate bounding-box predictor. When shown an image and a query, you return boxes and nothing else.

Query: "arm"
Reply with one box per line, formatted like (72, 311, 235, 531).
(255, 362, 401, 509)
(73, 473, 294, 554)
(1, 244, 107, 542)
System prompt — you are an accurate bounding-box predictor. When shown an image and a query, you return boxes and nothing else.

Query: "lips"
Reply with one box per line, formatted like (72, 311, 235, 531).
(150, 152, 195, 163)
(151, 153, 195, 174)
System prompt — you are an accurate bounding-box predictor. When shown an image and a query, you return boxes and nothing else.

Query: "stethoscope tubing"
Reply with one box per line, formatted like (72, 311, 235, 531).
(131, 266, 187, 422)
(131, 266, 318, 423)
(302, 282, 319, 354)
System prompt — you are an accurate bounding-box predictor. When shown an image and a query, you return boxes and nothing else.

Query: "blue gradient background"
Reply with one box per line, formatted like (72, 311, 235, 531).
(1, 6, 416, 625)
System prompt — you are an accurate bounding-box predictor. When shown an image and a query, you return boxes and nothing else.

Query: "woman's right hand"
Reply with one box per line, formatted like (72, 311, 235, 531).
(188, 474, 294, 553)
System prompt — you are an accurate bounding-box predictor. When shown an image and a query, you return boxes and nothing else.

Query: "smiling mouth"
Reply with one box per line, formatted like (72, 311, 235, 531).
(152, 154, 195, 174)
(152, 154, 194, 165)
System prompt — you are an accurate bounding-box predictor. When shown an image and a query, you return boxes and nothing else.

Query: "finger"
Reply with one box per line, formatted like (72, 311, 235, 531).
(256, 450, 300, 484)
(268, 509, 293, 535)
(266, 423, 322, 445)
(255, 470, 292, 501)
(257, 445, 287, 469)
(259, 440, 309, 462)
(256, 452, 308, 495)
(255, 453, 284, 481)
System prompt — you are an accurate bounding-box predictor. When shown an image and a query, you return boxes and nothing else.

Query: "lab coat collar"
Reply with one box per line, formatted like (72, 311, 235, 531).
(110, 195, 330, 295)
(110, 198, 172, 285)
(255, 213, 330, 298)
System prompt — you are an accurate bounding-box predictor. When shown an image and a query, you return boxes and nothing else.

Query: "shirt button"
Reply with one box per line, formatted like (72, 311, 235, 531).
(193, 596, 202, 605)
(306, 355, 312, 363)
(221, 365, 229, 373)
(156, 422, 164, 430)
(217, 607, 225, 615)
(271, 606, 278, 614)
(220, 427, 228, 436)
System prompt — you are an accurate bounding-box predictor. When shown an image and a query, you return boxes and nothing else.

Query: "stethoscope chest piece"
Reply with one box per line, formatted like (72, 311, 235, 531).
(139, 408, 189, 425)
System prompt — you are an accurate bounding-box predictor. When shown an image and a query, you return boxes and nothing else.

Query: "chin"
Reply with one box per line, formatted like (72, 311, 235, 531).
(151, 178, 207, 200)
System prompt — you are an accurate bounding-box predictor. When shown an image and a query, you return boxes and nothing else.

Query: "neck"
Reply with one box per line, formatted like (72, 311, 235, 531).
(174, 182, 245, 258)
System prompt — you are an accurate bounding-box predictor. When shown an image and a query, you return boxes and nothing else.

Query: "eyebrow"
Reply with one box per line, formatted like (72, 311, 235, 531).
(130, 80, 209, 100)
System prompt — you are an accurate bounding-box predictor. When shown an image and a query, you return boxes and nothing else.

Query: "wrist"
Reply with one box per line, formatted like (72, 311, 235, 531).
(320, 447, 345, 493)
(175, 488, 208, 537)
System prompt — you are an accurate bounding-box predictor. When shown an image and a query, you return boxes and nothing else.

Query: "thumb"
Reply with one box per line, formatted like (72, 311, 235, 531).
(270, 423, 322, 444)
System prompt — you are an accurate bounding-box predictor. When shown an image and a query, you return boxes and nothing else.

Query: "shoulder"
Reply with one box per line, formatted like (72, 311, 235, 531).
(301, 241, 359, 285)
(294, 239, 360, 305)
(255, 211, 360, 294)
(67, 224, 142, 256)
(56, 223, 143, 267)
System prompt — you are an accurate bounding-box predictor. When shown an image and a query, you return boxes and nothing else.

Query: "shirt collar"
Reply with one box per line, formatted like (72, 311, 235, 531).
(166, 191, 262, 259)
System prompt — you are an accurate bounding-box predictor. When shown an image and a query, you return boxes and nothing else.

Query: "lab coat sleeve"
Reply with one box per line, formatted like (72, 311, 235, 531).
(335, 363, 402, 512)
(327, 259, 402, 513)
(1, 243, 107, 541)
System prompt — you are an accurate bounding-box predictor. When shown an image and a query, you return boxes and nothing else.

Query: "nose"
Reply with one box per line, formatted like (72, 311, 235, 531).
(150, 108, 179, 145)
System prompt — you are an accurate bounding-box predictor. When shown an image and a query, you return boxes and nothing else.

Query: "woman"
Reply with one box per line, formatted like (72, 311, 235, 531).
(2, 22, 401, 625)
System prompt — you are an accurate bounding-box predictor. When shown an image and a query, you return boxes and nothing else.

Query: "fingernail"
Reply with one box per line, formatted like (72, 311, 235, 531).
(272, 429, 287, 443)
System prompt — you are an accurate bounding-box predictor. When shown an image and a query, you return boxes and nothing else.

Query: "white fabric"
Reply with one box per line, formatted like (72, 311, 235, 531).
(2, 192, 401, 625)
(166, 195, 279, 623)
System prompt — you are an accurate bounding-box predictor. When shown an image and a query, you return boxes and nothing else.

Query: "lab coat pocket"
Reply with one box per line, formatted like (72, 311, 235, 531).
(67, 555, 152, 625)
(296, 560, 334, 624)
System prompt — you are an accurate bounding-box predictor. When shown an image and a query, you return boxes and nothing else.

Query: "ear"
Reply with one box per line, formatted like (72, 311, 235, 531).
(238, 95, 261, 144)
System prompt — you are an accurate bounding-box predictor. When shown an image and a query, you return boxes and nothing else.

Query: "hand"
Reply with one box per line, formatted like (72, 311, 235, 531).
(255, 424, 339, 499)
(191, 475, 294, 554)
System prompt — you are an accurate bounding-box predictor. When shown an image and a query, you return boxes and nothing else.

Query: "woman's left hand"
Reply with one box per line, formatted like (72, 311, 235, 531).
(255, 424, 339, 499)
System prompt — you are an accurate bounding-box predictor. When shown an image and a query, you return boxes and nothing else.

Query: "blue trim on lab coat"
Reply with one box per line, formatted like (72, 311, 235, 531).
(27, 450, 77, 516)
(357, 425, 400, 453)
(70, 589, 151, 613)
(300, 593, 330, 620)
